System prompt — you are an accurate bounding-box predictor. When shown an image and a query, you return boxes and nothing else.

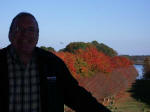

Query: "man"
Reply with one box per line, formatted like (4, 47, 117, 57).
(0, 12, 111, 112)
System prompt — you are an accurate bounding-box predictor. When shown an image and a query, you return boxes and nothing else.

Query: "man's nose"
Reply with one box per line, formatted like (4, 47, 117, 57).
(20, 29, 28, 36)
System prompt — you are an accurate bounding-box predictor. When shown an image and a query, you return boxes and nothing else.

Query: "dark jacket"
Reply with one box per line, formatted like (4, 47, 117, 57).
(0, 45, 111, 112)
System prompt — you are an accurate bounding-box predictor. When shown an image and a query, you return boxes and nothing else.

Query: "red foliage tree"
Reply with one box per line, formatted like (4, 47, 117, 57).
(55, 52, 80, 79)
(111, 56, 133, 69)
(76, 46, 113, 73)
(53, 44, 136, 106)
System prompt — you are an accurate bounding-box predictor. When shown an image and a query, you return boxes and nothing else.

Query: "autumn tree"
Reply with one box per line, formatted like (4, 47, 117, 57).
(74, 56, 91, 77)
(76, 46, 113, 74)
(55, 52, 80, 79)
(55, 41, 133, 79)
(111, 56, 133, 69)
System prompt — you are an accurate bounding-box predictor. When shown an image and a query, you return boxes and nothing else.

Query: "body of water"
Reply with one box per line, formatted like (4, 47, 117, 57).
(134, 64, 143, 79)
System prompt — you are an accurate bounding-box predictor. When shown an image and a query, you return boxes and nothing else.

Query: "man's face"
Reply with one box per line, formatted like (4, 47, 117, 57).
(10, 16, 39, 55)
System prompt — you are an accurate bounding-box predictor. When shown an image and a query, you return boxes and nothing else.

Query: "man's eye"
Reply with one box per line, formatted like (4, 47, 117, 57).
(14, 27, 19, 32)
(27, 28, 35, 32)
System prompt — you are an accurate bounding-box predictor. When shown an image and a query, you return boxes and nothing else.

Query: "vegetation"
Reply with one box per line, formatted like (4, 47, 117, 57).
(55, 46, 133, 79)
(40, 41, 146, 112)
(91, 40, 118, 57)
(60, 42, 89, 53)
(121, 55, 150, 65)
(114, 93, 150, 112)
(129, 79, 150, 107)
(40, 46, 55, 52)
(143, 57, 150, 79)
(60, 40, 118, 57)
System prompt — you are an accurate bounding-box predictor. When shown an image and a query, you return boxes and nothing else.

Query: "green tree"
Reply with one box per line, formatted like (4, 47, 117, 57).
(61, 42, 89, 53)
(61, 40, 117, 57)
(91, 40, 118, 57)
(40, 46, 55, 52)
(75, 56, 94, 77)
(143, 57, 150, 79)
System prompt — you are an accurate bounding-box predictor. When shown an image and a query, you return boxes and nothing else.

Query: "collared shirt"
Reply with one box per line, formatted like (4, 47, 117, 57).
(7, 46, 40, 112)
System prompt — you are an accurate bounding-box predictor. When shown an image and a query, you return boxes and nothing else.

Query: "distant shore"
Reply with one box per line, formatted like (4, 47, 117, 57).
(120, 55, 150, 65)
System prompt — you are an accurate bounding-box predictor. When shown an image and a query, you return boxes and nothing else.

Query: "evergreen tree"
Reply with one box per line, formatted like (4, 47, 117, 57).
(143, 57, 150, 79)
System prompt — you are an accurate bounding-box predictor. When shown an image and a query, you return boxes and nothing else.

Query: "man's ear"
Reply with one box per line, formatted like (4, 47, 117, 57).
(35, 33, 39, 44)
(35, 37, 39, 45)
(9, 33, 13, 43)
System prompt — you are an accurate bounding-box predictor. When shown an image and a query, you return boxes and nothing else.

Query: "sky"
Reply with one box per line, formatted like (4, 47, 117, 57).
(0, 0, 150, 55)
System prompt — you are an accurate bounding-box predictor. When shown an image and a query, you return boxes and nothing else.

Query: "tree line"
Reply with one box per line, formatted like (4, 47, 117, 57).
(40, 40, 133, 79)
(41, 41, 138, 110)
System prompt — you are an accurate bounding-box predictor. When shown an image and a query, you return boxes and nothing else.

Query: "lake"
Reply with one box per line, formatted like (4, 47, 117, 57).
(134, 64, 143, 79)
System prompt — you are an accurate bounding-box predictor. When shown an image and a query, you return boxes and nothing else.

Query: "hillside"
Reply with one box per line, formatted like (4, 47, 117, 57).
(78, 65, 138, 102)
(65, 66, 138, 112)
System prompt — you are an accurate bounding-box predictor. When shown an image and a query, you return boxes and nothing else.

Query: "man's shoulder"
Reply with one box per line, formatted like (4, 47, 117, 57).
(0, 46, 9, 66)
(0, 46, 8, 57)
(35, 47, 64, 64)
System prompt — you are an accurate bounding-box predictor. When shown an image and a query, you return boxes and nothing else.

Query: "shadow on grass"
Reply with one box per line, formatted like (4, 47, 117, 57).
(129, 79, 150, 106)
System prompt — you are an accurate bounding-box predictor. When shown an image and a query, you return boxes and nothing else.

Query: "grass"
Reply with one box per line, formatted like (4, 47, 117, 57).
(64, 92, 150, 112)
(64, 79, 150, 112)
(110, 91, 150, 112)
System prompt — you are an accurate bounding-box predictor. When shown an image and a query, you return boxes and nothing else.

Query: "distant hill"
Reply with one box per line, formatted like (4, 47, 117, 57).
(120, 55, 150, 65)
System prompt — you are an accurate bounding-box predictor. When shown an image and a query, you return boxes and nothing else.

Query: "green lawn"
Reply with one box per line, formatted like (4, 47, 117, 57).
(109, 84, 150, 112)
(64, 94, 150, 112)
(113, 97, 150, 112)
(65, 79, 150, 112)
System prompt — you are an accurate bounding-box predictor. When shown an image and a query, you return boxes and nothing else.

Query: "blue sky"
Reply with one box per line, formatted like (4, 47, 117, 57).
(0, 0, 150, 55)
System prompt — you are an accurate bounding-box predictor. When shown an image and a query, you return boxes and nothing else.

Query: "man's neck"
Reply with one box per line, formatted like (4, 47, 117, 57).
(19, 53, 32, 65)
(10, 45, 35, 65)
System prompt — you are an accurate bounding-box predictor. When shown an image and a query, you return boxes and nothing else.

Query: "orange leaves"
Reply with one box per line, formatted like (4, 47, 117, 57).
(76, 46, 113, 73)
(111, 56, 133, 69)
(55, 52, 79, 79)
(55, 46, 133, 78)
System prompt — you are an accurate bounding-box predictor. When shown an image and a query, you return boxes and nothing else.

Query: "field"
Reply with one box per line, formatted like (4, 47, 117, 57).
(108, 79, 150, 112)
(110, 92, 150, 112)
(64, 79, 150, 112)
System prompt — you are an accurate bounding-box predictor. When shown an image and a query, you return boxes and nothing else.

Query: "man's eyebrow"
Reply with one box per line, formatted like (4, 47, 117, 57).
(28, 26, 36, 29)
(28, 26, 36, 28)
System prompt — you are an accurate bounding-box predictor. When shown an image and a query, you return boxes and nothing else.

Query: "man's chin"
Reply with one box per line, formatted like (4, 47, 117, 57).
(20, 48, 34, 55)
